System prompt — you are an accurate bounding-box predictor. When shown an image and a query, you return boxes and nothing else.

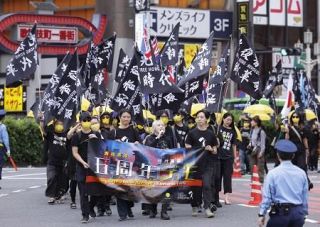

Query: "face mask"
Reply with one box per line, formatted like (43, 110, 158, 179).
(280, 125, 286, 132)
(188, 123, 195, 129)
(54, 124, 64, 133)
(137, 124, 144, 130)
(243, 122, 250, 128)
(81, 122, 92, 130)
(102, 118, 110, 125)
(292, 118, 299, 124)
(160, 116, 169, 125)
(91, 123, 100, 132)
(173, 115, 182, 123)
(144, 127, 152, 134)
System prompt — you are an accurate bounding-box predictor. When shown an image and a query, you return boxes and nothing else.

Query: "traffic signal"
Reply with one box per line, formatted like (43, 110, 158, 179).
(280, 48, 302, 56)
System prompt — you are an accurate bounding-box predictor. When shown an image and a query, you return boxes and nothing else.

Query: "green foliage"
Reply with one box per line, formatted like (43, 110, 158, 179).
(3, 116, 43, 166)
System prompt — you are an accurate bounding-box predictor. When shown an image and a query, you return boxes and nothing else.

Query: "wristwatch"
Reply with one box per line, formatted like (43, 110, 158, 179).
(258, 214, 264, 217)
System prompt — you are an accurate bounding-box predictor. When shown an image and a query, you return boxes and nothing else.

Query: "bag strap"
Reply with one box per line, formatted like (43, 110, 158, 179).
(290, 126, 302, 142)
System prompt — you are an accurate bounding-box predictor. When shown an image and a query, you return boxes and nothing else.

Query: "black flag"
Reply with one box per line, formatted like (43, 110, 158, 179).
(51, 51, 80, 129)
(230, 34, 261, 100)
(178, 32, 214, 87)
(110, 56, 140, 112)
(136, 54, 183, 94)
(6, 24, 38, 87)
(206, 45, 230, 113)
(115, 48, 131, 83)
(160, 23, 180, 66)
(97, 34, 116, 72)
(41, 53, 72, 125)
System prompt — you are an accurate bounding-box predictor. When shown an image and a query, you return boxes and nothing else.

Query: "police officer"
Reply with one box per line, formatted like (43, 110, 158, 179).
(0, 110, 10, 189)
(258, 139, 308, 227)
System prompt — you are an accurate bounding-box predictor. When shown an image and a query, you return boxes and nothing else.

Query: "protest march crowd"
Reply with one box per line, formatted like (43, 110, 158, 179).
(0, 20, 318, 226)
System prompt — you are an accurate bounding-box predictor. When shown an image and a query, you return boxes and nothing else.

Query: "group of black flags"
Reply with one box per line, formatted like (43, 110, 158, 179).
(5, 23, 320, 129)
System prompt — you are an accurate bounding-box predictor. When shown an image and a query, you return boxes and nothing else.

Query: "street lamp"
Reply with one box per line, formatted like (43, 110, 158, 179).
(300, 29, 319, 80)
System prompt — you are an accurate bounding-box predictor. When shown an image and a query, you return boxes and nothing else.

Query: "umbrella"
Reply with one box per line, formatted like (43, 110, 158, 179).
(289, 109, 317, 121)
(243, 104, 274, 115)
(190, 103, 205, 117)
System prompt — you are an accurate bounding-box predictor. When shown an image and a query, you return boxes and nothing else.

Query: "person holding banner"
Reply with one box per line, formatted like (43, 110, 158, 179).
(143, 120, 173, 220)
(157, 110, 180, 148)
(109, 109, 141, 221)
(217, 113, 237, 205)
(71, 111, 98, 223)
(0, 110, 11, 189)
(185, 110, 219, 218)
(173, 110, 189, 148)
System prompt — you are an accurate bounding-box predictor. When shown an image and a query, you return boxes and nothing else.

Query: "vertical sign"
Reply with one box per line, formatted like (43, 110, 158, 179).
(4, 85, 24, 112)
(253, 0, 268, 25)
(237, 1, 250, 36)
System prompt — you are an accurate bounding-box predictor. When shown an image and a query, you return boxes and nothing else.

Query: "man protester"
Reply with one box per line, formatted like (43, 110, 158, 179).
(185, 110, 219, 218)
(71, 111, 99, 223)
(258, 139, 308, 227)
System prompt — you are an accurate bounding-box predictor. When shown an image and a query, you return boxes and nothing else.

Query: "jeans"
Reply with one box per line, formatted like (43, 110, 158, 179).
(239, 149, 250, 173)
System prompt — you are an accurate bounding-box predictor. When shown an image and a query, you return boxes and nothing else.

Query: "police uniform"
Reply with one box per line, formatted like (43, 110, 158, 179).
(258, 139, 308, 227)
(0, 110, 10, 189)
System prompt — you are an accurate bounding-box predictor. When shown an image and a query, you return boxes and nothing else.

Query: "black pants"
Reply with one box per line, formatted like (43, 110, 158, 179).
(202, 163, 220, 209)
(219, 159, 233, 194)
(0, 148, 4, 180)
(309, 149, 319, 170)
(69, 180, 77, 203)
(148, 203, 169, 214)
(96, 196, 111, 212)
(45, 164, 64, 198)
(116, 197, 134, 218)
(78, 181, 90, 218)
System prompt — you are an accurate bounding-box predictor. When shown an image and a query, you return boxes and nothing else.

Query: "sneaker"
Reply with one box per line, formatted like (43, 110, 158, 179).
(198, 205, 202, 213)
(97, 211, 105, 217)
(89, 210, 96, 218)
(149, 211, 156, 218)
(81, 216, 89, 223)
(118, 216, 127, 221)
(210, 203, 217, 212)
(48, 198, 55, 205)
(215, 201, 222, 208)
(106, 207, 112, 216)
(70, 202, 77, 209)
(205, 208, 215, 218)
(161, 212, 170, 220)
(192, 207, 198, 217)
(142, 210, 150, 216)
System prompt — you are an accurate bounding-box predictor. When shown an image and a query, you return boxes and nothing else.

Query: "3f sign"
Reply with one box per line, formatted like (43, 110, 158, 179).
(214, 18, 229, 32)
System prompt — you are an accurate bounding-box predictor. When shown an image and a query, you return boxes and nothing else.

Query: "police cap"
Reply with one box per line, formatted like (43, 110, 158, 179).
(274, 139, 297, 153)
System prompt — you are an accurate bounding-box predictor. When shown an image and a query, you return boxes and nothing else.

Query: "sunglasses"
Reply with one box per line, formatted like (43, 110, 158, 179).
(82, 118, 91, 122)
(292, 116, 299, 119)
(101, 115, 110, 119)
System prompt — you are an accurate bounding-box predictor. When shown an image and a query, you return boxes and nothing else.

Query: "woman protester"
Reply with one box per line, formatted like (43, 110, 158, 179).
(185, 110, 219, 218)
(109, 109, 141, 221)
(248, 116, 266, 183)
(285, 111, 313, 190)
(217, 113, 237, 205)
(143, 120, 173, 220)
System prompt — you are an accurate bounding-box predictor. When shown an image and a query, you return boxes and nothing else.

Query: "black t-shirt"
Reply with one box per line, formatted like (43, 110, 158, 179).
(44, 126, 67, 166)
(185, 127, 219, 166)
(174, 124, 189, 148)
(144, 134, 173, 149)
(288, 126, 306, 153)
(218, 126, 236, 160)
(101, 127, 110, 141)
(71, 131, 99, 181)
(164, 125, 179, 148)
(109, 125, 141, 143)
(239, 127, 250, 150)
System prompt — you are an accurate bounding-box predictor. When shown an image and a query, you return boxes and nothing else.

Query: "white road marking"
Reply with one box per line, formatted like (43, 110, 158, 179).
(237, 203, 258, 208)
(29, 185, 41, 189)
(12, 189, 26, 193)
(305, 218, 319, 224)
(0, 194, 9, 197)
(3, 173, 46, 178)
(4, 177, 46, 180)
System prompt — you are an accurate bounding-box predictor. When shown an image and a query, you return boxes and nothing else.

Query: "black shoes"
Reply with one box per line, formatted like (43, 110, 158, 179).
(210, 203, 217, 212)
(215, 201, 222, 208)
(81, 216, 89, 224)
(89, 209, 96, 218)
(128, 208, 134, 218)
(149, 211, 157, 218)
(142, 210, 150, 216)
(118, 216, 127, 221)
(161, 212, 170, 220)
(106, 207, 112, 216)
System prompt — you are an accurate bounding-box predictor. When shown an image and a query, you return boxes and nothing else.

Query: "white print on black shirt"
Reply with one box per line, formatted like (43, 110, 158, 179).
(53, 134, 66, 147)
(199, 137, 206, 147)
(221, 131, 233, 151)
(120, 136, 129, 142)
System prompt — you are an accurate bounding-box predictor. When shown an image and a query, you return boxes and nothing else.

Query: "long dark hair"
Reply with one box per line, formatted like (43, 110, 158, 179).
(289, 111, 304, 127)
(221, 112, 235, 131)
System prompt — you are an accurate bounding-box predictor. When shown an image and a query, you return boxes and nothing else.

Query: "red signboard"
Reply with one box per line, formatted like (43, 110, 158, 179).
(17, 25, 78, 44)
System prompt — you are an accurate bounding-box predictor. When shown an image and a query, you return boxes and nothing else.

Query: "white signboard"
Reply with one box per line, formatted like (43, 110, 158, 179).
(253, 0, 268, 25)
(148, 7, 210, 39)
(272, 48, 295, 68)
(269, 0, 303, 27)
(135, 13, 145, 52)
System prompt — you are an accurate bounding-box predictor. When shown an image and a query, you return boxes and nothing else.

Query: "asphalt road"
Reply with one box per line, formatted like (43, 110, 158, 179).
(0, 167, 319, 227)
